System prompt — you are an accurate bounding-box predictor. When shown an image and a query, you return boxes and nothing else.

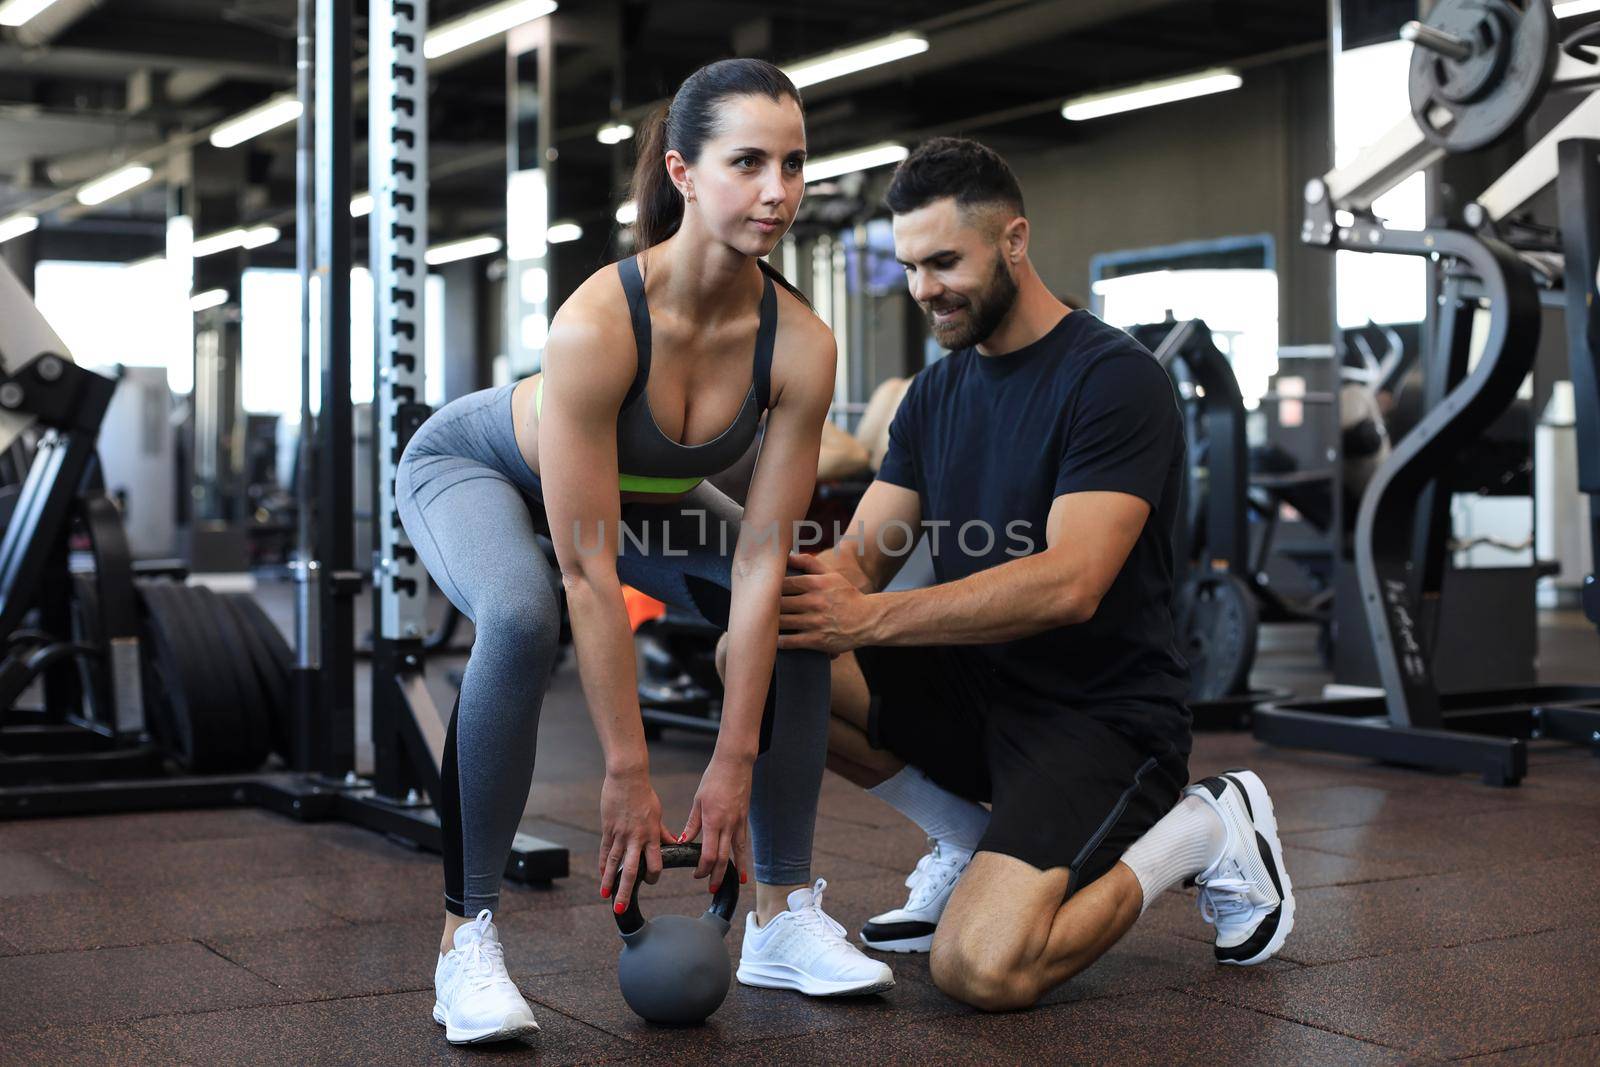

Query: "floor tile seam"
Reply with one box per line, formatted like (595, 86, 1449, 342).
(520, 990, 975, 1047)
(0, 911, 357, 959)
(0, 982, 405, 1039)
(1171, 985, 1421, 1054)
(1444, 1025, 1600, 1062)
(1216, 916, 1600, 970)
(24, 827, 313, 859)
(1279, 802, 1600, 841)
(1271, 850, 1595, 887)
(194, 937, 289, 992)
(20, 865, 426, 892)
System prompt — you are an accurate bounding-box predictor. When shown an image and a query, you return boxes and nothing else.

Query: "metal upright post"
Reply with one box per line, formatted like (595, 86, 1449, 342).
(346, 0, 567, 883)
(369, 0, 439, 804)
(314, 0, 357, 778)
(290, 0, 320, 773)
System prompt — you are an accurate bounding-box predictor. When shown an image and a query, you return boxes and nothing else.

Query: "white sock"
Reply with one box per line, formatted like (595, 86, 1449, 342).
(1120, 795, 1227, 914)
(867, 766, 990, 857)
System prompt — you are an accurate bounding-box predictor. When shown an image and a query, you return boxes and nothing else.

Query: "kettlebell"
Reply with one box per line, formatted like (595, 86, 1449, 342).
(614, 842, 739, 1025)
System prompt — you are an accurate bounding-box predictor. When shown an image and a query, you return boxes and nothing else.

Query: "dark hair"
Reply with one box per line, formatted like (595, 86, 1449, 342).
(627, 58, 810, 304)
(884, 137, 1025, 222)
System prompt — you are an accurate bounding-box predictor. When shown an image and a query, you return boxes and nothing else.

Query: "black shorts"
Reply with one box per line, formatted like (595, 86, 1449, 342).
(856, 643, 1188, 893)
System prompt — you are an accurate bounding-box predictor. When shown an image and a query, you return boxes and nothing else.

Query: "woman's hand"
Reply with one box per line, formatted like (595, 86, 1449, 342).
(679, 754, 754, 892)
(599, 767, 676, 913)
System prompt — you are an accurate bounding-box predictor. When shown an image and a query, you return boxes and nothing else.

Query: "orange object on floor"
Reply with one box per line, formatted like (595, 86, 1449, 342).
(623, 585, 666, 632)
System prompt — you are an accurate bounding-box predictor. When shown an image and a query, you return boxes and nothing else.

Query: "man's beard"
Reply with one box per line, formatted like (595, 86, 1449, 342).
(925, 253, 1019, 349)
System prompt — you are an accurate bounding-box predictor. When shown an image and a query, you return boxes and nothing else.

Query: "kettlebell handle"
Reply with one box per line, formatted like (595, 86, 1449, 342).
(613, 842, 739, 936)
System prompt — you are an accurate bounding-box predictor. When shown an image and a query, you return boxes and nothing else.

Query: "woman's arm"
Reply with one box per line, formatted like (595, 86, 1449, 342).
(715, 322, 837, 760)
(539, 311, 644, 771)
(538, 296, 670, 908)
(680, 315, 837, 884)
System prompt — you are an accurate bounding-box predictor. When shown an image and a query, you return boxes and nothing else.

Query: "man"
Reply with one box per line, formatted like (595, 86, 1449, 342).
(770, 138, 1295, 1010)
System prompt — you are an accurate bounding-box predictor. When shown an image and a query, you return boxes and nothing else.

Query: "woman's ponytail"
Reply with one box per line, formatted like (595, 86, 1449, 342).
(628, 106, 682, 250)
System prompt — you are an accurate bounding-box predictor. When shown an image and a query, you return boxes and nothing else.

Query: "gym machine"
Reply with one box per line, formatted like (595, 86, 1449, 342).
(1253, 0, 1600, 785)
(0, 0, 570, 883)
(1131, 319, 1313, 729)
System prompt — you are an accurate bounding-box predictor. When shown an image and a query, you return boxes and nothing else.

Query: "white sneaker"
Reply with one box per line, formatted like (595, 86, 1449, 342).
(859, 839, 970, 953)
(432, 910, 540, 1044)
(736, 879, 896, 996)
(1183, 770, 1296, 965)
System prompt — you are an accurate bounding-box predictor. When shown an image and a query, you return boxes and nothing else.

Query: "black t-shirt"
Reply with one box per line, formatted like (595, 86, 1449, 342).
(876, 310, 1191, 755)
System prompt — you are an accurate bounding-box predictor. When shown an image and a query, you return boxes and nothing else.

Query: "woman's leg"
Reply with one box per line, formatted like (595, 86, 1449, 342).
(397, 449, 562, 945)
(615, 487, 831, 915)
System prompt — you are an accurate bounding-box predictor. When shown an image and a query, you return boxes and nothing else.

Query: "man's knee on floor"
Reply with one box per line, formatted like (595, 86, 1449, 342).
(928, 938, 1038, 1012)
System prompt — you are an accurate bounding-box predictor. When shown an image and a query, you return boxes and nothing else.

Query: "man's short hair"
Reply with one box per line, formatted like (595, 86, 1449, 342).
(884, 137, 1025, 223)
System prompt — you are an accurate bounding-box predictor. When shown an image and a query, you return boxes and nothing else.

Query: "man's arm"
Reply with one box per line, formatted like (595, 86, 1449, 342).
(816, 478, 923, 593)
(781, 489, 1148, 651)
(857, 489, 1148, 645)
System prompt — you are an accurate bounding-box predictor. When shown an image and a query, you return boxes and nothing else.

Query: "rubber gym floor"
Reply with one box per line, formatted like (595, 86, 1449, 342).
(2, 590, 1598, 1066)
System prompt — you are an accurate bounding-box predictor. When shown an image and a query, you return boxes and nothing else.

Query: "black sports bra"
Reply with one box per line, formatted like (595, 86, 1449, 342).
(538, 255, 775, 494)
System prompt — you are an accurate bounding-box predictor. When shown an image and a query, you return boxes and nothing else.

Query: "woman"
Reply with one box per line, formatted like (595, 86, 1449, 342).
(397, 58, 894, 1046)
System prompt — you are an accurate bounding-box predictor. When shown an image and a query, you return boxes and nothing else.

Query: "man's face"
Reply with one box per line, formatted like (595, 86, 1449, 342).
(892, 197, 1019, 350)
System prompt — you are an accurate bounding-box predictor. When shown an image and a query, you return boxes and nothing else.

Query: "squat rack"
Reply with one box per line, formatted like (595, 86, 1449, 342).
(0, 0, 570, 883)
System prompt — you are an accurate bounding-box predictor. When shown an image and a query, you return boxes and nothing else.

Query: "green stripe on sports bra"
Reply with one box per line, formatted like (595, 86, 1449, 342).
(618, 473, 705, 494)
(536, 378, 706, 496)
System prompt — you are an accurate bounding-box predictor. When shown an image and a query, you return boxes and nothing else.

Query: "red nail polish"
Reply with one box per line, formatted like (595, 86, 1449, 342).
(677, 832, 685, 843)
(740, 872, 748, 885)
(600, 885, 611, 899)
(614, 901, 625, 914)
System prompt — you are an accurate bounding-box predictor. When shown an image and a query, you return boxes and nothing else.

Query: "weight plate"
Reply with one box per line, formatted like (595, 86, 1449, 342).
(220, 592, 294, 761)
(136, 580, 252, 772)
(166, 583, 252, 770)
(134, 580, 196, 764)
(192, 585, 273, 768)
(1177, 573, 1259, 702)
(223, 592, 293, 687)
(1409, 0, 1556, 153)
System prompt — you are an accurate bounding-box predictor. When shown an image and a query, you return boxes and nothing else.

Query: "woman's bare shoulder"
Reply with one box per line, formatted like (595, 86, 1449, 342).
(547, 262, 639, 363)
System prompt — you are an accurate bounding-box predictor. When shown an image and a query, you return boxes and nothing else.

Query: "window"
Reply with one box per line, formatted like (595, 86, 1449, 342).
(1093, 267, 1280, 409)
(1333, 38, 1427, 328)
(241, 267, 446, 415)
(34, 260, 192, 393)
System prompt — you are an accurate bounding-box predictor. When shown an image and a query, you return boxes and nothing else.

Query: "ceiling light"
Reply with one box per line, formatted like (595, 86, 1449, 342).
(783, 33, 929, 90)
(615, 201, 637, 225)
(426, 235, 503, 265)
(209, 96, 303, 149)
(192, 228, 247, 257)
(805, 143, 908, 183)
(546, 221, 583, 244)
(424, 0, 557, 59)
(1062, 68, 1242, 122)
(242, 225, 280, 249)
(350, 192, 374, 217)
(596, 122, 634, 145)
(0, 0, 61, 28)
(190, 289, 228, 312)
(76, 164, 154, 206)
(0, 214, 39, 244)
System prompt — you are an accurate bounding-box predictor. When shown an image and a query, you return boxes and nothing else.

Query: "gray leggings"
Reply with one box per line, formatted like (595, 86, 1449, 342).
(396, 384, 830, 916)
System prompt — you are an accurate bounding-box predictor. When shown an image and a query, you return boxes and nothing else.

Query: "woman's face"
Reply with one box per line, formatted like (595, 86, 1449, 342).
(674, 93, 806, 257)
